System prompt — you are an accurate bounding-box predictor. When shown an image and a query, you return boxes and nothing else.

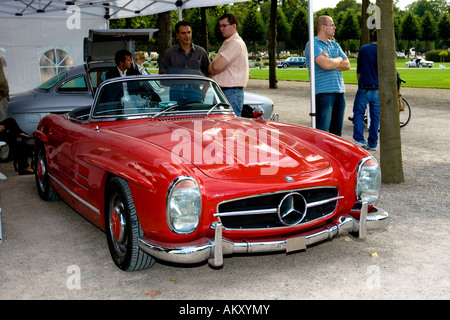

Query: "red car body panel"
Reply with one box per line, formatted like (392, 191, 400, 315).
(36, 112, 367, 241)
(33, 75, 388, 270)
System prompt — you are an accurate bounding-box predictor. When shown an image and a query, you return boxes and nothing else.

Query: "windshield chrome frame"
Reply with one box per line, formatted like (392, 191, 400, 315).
(89, 74, 231, 122)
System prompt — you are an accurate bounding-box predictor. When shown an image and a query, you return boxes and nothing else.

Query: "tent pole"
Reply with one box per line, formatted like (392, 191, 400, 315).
(176, 0, 183, 21)
(308, 0, 316, 128)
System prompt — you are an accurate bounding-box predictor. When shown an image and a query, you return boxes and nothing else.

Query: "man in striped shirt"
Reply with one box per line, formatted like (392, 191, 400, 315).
(208, 13, 249, 117)
(305, 16, 350, 136)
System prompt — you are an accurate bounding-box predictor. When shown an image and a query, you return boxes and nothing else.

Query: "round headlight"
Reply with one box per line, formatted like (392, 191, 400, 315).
(356, 157, 381, 205)
(166, 176, 201, 234)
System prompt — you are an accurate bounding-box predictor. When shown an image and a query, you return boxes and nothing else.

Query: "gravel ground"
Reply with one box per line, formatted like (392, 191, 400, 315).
(0, 78, 449, 301)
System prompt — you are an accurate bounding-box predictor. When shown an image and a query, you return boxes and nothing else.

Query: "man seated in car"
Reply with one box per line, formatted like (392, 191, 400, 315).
(105, 49, 141, 80)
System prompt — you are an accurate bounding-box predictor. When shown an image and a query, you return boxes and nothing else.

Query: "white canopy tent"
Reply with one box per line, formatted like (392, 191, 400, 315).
(0, 1, 251, 19)
(0, 0, 250, 93)
(0, 14, 106, 94)
(0, 0, 317, 127)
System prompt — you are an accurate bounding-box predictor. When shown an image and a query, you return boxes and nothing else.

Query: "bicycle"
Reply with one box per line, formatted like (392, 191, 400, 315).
(348, 96, 411, 128)
(348, 77, 411, 129)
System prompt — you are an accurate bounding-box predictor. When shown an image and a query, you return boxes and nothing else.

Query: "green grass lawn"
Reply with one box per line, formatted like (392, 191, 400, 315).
(250, 59, 450, 89)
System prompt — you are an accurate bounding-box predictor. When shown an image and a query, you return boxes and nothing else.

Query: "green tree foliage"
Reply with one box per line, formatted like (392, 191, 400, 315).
(437, 12, 450, 46)
(289, 7, 309, 52)
(407, 0, 449, 19)
(401, 12, 421, 51)
(107, 0, 449, 57)
(421, 10, 438, 50)
(276, 7, 291, 43)
(335, 0, 361, 13)
(280, 0, 308, 21)
(241, 3, 265, 58)
(336, 9, 360, 54)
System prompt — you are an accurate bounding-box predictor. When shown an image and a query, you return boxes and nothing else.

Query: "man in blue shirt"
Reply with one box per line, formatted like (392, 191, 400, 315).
(305, 16, 350, 136)
(352, 29, 379, 151)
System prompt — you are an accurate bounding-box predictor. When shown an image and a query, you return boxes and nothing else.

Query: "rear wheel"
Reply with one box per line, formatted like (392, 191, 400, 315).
(105, 177, 155, 271)
(35, 143, 59, 201)
(399, 98, 411, 128)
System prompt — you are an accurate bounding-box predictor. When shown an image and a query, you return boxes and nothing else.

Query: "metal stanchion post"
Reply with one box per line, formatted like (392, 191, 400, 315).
(0, 201, 3, 243)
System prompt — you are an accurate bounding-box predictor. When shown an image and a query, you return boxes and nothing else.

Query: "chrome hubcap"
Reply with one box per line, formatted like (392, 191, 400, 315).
(109, 194, 127, 257)
(37, 152, 46, 192)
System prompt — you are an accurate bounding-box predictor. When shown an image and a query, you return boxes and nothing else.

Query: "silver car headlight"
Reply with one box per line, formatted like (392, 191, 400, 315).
(166, 176, 201, 234)
(356, 157, 381, 205)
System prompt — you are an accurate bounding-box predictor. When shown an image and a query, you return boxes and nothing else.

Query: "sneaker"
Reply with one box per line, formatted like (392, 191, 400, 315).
(367, 146, 377, 151)
(354, 140, 367, 148)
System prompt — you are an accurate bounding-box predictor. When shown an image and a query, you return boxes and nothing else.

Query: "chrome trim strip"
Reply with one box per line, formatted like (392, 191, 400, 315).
(214, 208, 277, 217)
(72, 179, 88, 191)
(60, 166, 89, 191)
(307, 196, 344, 208)
(71, 167, 89, 182)
(49, 174, 100, 215)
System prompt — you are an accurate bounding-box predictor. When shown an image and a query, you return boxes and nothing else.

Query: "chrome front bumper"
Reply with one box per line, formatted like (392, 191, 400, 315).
(138, 205, 389, 268)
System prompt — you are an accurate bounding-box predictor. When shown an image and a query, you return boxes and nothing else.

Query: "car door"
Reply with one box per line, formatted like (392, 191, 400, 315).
(54, 73, 94, 107)
(300, 57, 306, 67)
(46, 117, 83, 196)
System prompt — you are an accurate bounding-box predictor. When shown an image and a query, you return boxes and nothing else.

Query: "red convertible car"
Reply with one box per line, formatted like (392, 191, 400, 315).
(34, 74, 389, 271)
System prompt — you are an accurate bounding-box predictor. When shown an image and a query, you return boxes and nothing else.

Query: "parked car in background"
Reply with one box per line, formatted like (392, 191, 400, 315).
(396, 51, 406, 59)
(277, 57, 307, 68)
(34, 74, 389, 271)
(7, 65, 274, 136)
(405, 57, 434, 68)
(7, 29, 274, 136)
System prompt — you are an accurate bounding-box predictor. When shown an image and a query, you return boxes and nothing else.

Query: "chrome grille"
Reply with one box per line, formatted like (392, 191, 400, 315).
(215, 187, 341, 230)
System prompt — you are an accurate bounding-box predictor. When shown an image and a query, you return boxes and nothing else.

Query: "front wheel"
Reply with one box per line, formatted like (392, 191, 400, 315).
(105, 177, 155, 271)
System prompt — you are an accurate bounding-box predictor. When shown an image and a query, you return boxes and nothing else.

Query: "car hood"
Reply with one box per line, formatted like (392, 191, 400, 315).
(8, 90, 37, 106)
(8, 89, 91, 114)
(243, 91, 273, 106)
(112, 117, 330, 180)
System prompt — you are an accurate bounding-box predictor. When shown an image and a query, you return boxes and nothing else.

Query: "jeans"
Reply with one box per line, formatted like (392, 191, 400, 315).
(170, 86, 202, 106)
(352, 89, 380, 148)
(222, 88, 244, 116)
(315, 93, 346, 136)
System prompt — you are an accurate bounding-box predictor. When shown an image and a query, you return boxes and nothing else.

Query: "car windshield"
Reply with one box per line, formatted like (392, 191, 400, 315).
(91, 76, 232, 119)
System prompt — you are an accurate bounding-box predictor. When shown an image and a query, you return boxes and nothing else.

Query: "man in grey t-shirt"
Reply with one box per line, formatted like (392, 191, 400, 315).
(160, 20, 210, 76)
(160, 20, 210, 105)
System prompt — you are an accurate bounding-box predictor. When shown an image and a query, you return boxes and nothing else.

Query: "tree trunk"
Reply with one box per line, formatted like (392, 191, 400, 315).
(377, 0, 404, 183)
(361, 0, 370, 46)
(157, 11, 173, 67)
(268, 0, 278, 89)
(201, 7, 208, 51)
